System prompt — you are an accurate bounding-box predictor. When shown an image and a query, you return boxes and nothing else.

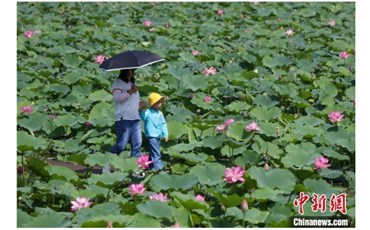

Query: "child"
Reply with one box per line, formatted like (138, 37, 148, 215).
(139, 92, 169, 172)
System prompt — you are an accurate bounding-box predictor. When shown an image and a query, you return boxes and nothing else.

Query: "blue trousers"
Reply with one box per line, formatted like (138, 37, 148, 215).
(148, 137, 163, 170)
(111, 119, 142, 157)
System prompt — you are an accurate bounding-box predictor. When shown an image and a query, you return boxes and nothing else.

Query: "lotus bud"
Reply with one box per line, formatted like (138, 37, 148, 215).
(241, 199, 249, 211)
(264, 162, 270, 171)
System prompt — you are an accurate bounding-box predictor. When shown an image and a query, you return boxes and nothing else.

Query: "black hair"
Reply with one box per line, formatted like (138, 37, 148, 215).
(118, 69, 135, 84)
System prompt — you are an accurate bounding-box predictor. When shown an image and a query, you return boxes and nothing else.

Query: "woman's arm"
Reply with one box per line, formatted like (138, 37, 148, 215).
(112, 88, 130, 102)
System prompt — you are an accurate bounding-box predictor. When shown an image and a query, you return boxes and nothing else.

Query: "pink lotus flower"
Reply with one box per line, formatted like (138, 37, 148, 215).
(202, 67, 217, 76)
(224, 118, 235, 127)
(149, 192, 169, 202)
(195, 194, 205, 201)
(245, 121, 260, 131)
(328, 20, 336, 27)
(216, 124, 227, 133)
(20, 105, 33, 114)
(192, 50, 201, 56)
(95, 55, 106, 64)
(285, 29, 294, 36)
(136, 154, 153, 169)
(328, 111, 344, 123)
(172, 222, 180, 228)
(71, 197, 93, 211)
(339, 51, 349, 59)
(314, 156, 331, 170)
(144, 20, 152, 27)
(129, 183, 145, 196)
(224, 166, 246, 184)
(24, 30, 33, 38)
(216, 118, 235, 133)
(216, 9, 224, 15)
(203, 95, 212, 104)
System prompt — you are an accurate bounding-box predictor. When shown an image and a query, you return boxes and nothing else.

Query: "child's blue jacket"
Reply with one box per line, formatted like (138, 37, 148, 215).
(140, 108, 168, 138)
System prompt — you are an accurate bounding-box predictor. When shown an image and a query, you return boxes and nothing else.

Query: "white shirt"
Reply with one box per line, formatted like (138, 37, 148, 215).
(111, 78, 140, 121)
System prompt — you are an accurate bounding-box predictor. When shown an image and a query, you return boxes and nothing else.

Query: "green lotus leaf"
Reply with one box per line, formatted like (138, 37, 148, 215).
(53, 114, 81, 127)
(88, 102, 114, 127)
(19, 212, 70, 227)
(266, 203, 292, 227)
(17, 209, 33, 227)
(202, 136, 225, 149)
(87, 172, 128, 188)
(149, 174, 198, 191)
(81, 215, 129, 227)
(62, 72, 80, 85)
(182, 74, 209, 91)
(172, 207, 191, 227)
(213, 192, 244, 208)
(167, 142, 203, 152)
(319, 168, 343, 179)
(250, 107, 282, 121)
(47, 165, 79, 182)
(107, 15, 126, 25)
(63, 138, 85, 153)
(251, 136, 284, 159)
(225, 207, 244, 220)
(262, 56, 277, 69)
(85, 184, 110, 197)
(254, 95, 279, 108)
(137, 200, 173, 219)
(17, 130, 48, 152)
(110, 155, 138, 172)
(251, 187, 286, 202)
(88, 89, 112, 102)
(126, 213, 162, 227)
(226, 121, 248, 141)
(84, 152, 112, 167)
(167, 121, 188, 139)
(64, 53, 80, 67)
(43, 84, 70, 96)
(18, 112, 46, 132)
(225, 101, 251, 112)
(170, 151, 208, 164)
(234, 150, 260, 165)
(189, 163, 225, 186)
(244, 208, 270, 224)
(319, 147, 350, 161)
(248, 166, 297, 193)
(259, 122, 280, 137)
(75, 203, 121, 225)
(303, 178, 340, 196)
(345, 87, 355, 100)
(319, 83, 338, 105)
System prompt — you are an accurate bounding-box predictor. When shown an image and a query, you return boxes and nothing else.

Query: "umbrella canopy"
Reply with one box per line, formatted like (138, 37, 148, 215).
(99, 50, 164, 71)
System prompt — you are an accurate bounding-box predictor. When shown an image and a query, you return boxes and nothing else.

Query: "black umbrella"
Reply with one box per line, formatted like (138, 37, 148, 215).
(99, 50, 164, 71)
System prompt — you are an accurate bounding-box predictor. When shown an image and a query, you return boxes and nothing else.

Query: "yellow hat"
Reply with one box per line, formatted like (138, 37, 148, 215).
(148, 93, 163, 107)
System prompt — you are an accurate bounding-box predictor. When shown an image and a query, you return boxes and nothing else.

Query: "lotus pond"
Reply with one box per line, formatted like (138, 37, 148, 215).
(17, 2, 355, 227)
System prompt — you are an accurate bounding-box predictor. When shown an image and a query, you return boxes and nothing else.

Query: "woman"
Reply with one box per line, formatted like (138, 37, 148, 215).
(103, 69, 142, 173)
